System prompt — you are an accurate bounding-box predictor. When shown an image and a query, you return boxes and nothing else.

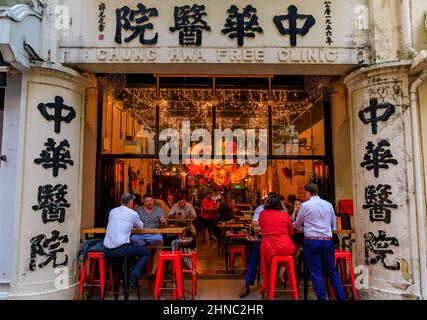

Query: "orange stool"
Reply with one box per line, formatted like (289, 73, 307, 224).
(76, 252, 114, 300)
(334, 249, 358, 300)
(229, 245, 247, 271)
(268, 256, 298, 300)
(181, 249, 197, 300)
(154, 251, 184, 300)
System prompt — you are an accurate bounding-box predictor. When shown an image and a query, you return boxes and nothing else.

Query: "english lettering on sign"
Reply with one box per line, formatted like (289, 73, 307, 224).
(169, 48, 206, 62)
(216, 48, 265, 62)
(96, 48, 157, 62)
(277, 48, 338, 63)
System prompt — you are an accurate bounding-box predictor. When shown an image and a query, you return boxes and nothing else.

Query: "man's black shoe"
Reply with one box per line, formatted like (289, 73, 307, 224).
(148, 274, 156, 282)
(129, 275, 140, 289)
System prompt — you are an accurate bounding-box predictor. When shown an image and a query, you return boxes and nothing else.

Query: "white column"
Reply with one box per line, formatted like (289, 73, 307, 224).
(7, 66, 91, 300)
(345, 62, 422, 299)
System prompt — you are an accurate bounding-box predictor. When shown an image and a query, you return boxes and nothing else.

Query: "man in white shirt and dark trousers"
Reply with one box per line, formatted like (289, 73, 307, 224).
(103, 193, 150, 288)
(293, 183, 346, 300)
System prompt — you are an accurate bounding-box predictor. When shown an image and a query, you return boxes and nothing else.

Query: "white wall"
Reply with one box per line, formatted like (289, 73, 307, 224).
(0, 73, 22, 299)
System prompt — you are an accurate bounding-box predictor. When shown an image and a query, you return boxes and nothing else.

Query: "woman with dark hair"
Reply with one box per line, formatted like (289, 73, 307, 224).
(258, 192, 296, 296)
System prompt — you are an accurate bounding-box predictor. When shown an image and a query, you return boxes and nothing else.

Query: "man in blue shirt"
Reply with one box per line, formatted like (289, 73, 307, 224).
(293, 182, 346, 300)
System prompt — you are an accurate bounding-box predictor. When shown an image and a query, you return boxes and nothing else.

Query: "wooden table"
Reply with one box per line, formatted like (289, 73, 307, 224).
(80, 227, 186, 240)
(166, 217, 195, 223)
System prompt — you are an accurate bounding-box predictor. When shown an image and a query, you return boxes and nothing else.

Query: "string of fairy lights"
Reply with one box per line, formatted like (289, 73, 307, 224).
(118, 87, 314, 140)
(112, 86, 315, 186)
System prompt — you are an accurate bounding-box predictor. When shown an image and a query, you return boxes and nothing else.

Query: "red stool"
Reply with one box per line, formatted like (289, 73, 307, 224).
(229, 245, 247, 271)
(334, 249, 358, 300)
(76, 252, 114, 300)
(182, 249, 197, 299)
(154, 251, 184, 300)
(268, 256, 298, 300)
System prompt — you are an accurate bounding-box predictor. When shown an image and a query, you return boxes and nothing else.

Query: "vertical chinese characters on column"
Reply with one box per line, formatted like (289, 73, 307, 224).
(30, 95, 75, 271)
(359, 95, 400, 270)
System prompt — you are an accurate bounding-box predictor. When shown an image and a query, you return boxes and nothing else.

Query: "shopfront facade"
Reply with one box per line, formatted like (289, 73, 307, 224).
(0, 0, 426, 300)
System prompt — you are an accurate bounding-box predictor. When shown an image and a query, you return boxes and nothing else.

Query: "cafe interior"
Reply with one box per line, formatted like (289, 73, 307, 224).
(79, 75, 355, 300)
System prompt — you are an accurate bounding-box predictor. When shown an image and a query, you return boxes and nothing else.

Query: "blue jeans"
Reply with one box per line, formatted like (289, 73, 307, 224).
(245, 241, 261, 286)
(304, 239, 346, 300)
(131, 234, 164, 246)
(104, 244, 150, 278)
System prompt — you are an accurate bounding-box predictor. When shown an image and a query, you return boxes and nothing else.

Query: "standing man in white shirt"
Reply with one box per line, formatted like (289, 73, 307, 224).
(103, 193, 150, 288)
(293, 183, 346, 300)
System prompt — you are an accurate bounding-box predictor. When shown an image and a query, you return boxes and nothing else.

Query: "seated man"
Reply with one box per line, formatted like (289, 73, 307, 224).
(103, 193, 150, 288)
(168, 196, 197, 220)
(131, 194, 167, 281)
(168, 195, 198, 238)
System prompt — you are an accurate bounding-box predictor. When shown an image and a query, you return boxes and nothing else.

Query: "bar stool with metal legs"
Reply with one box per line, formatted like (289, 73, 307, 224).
(334, 249, 358, 300)
(268, 255, 298, 300)
(154, 251, 185, 300)
(76, 251, 115, 300)
(109, 256, 141, 300)
(228, 245, 247, 271)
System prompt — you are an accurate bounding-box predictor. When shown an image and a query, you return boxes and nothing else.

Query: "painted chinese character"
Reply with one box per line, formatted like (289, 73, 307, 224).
(360, 140, 398, 178)
(364, 231, 400, 270)
(221, 5, 263, 47)
(29, 230, 69, 271)
(273, 5, 316, 47)
(115, 3, 158, 44)
(170, 4, 211, 46)
(98, 3, 106, 33)
(37, 96, 76, 134)
(359, 98, 395, 135)
(32, 184, 70, 224)
(34, 138, 74, 177)
(363, 184, 397, 224)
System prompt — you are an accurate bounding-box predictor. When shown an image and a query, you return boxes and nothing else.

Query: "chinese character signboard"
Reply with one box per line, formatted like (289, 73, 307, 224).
(62, 0, 367, 65)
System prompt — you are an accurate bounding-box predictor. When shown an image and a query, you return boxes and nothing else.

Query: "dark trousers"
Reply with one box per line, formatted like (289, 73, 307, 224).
(245, 241, 261, 286)
(303, 239, 346, 300)
(104, 244, 150, 278)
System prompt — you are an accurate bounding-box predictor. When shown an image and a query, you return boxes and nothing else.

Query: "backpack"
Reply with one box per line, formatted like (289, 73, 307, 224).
(78, 238, 105, 261)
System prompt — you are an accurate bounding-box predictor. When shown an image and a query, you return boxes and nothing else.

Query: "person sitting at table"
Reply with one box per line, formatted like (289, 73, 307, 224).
(259, 192, 296, 297)
(200, 191, 218, 243)
(132, 193, 142, 211)
(286, 194, 297, 214)
(131, 194, 167, 282)
(168, 195, 197, 219)
(168, 196, 198, 237)
(103, 193, 150, 289)
(293, 182, 346, 300)
(217, 194, 235, 222)
(166, 193, 175, 210)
